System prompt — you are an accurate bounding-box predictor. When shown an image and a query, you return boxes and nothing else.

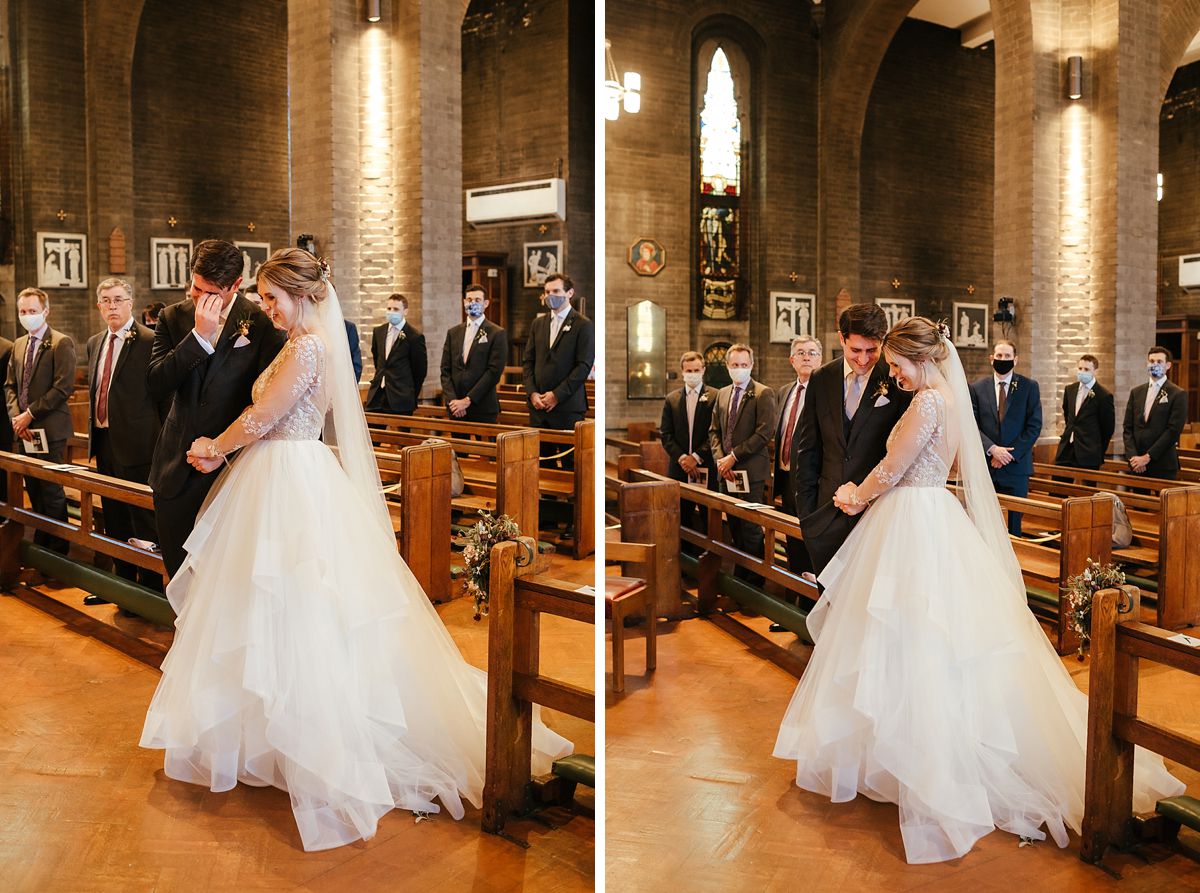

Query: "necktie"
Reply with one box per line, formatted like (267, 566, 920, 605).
(550, 314, 562, 347)
(685, 388, 698, 452)
(96, 332, 118, 426)
(845, 374, 865, 420)
(19, 335, 38, 411)
(998, 381, 1008, 424)
(1075, 385, 1088, 416)
(386, 326, 398, 358)
(781, 383, 805, 469)
(723, 385, 743, 453)
(1144, 382, 1159, 422)
(463, 322, 477, 363)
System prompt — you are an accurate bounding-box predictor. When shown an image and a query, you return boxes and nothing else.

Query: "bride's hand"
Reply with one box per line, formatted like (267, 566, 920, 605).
(187, 437, 216, 460)
(833, 483, 866, 516)
(187, 455, 224, 474)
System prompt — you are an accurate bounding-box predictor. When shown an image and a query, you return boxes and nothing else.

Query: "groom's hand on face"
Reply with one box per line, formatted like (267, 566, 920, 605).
(194, 293, 224, 343)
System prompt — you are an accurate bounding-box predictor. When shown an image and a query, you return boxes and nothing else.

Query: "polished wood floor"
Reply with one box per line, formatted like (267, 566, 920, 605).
(606, 605, 1200, 892)
(0, 554, 594, 893)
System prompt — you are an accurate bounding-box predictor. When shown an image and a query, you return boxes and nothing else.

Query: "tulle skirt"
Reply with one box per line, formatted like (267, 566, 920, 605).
(141, 439, 573, 851)
(773, 485, 1184, 864)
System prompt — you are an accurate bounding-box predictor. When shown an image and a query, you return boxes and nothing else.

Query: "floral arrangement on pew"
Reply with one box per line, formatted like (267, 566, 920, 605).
(460, 510, 522, 621)
(1065, 559, 1126, 659)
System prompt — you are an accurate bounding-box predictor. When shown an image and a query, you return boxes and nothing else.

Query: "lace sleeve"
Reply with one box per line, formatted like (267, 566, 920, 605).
(213, 335, 324, 455)
(852, 389, 941, 504)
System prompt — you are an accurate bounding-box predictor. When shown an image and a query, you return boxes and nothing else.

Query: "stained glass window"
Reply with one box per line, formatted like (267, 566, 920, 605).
(698, 45, 743, 320)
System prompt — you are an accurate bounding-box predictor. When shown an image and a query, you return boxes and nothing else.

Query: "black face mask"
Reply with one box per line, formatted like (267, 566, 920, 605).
(992, 358, 1015, 375)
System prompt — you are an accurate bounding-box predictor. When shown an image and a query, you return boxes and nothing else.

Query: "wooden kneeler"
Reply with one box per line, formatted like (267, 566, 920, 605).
(605, 539, 657, 693)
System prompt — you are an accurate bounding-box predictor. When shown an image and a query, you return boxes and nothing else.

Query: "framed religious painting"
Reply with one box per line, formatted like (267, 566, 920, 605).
(150, 238, 193, 290)
(36, 232, 87, 289)
(523, 241, 563, 288)
(877, 298, 915, 330)
(235, 241, 271, 287)
(952, 302, 989, 348)
(628, 238, 665, 276)
(769, 292, 816, 344)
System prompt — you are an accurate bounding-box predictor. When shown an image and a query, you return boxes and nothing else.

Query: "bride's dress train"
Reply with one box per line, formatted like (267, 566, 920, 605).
(141, 331, 571, 851)
(774, 386, 1184, 864)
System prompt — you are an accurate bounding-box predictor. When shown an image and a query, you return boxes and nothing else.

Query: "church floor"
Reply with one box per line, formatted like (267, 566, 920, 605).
(0, 552, 595, 893)
(605, 609, 1200, 892)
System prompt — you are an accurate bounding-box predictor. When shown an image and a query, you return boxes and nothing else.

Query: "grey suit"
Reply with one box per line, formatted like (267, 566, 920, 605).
(5, 326, 77, 553)
(709, 378, 776, 580)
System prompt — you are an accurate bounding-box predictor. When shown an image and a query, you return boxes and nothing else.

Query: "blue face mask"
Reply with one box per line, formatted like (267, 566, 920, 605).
(1076, 371, 1094, 386)
(465, 301, 484, 319)
(386, 311, 404, 327)
(1148, 362, 1166, 379)
(545, 293, 568, 311)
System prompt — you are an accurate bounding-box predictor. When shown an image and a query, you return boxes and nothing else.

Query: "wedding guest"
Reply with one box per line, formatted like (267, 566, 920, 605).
(0, 329, 12, 504)
(141, 302, 165, 328)
(1123, 346, 1187, 479)
(660, 351, 718, 541)
(522, 273, 595, 466)
(1054, 354, 1114, 471)
(366, 293, 427, 415)
(709, 344, 775, 583)
(345, 319, 363, 382)
(244, 284, 263, 307)
(86, 278, 168, 598)
(4, 287, 76, 554)
(440, 284, 507, 423)
(969, 339, 1042, 536)
(774, 336, 821, 583)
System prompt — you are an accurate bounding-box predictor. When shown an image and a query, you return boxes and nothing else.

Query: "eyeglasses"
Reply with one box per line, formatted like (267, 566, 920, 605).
(792, 350, 822, 358)
(97, 297, 132, 306)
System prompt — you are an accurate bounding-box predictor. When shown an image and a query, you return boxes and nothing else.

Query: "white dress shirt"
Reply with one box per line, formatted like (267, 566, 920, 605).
(94, 318, 135, 429)
(843, 360, 868, 418)
(777, 378, 808, 471)
(993, 372, 1014, 408)
(462, 317, 483, 363)
(1143, 377, 1165, 421)
(548, 304, 572, 347)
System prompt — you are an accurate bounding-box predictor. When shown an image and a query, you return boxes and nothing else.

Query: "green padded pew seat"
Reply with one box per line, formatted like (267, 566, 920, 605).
(552, 754, 595, 788)
(1157, 796, 1200, 833)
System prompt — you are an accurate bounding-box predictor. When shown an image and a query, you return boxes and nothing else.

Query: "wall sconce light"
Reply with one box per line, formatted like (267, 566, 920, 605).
(604, 40, 641, 121)
(1067, 55, 1082, 100)
(367, 0, 381, 23)
(1157, 172, 1164, 202)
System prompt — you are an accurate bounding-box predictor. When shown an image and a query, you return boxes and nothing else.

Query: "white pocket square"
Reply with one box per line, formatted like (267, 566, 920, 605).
(873, 395, 890, 407)
(233, 335, 252, 348)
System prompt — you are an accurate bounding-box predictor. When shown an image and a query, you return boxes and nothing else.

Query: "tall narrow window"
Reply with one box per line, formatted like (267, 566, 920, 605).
(698, 47, 742, 319)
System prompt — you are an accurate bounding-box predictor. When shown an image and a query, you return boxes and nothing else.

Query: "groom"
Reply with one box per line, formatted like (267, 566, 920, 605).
(148, 240, 286, 576)
(790, 303, 912, 575)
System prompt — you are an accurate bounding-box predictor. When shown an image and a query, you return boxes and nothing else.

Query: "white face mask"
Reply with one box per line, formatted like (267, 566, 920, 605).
(682, 371, 704, 388)
(728, 367, 752, 385)
(19, 313, 44, 333)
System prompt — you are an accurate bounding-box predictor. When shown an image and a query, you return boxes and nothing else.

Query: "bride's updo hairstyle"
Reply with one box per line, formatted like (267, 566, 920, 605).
(881, 316, 952, 366)
(255, 248, 330, 332)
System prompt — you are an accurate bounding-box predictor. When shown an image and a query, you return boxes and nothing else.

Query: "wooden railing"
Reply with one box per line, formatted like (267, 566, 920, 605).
(482, 538, 594, 834)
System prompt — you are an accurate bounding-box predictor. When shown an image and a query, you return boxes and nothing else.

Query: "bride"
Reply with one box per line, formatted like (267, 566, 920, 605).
(773, 316, 1183, 863)
(140, 248, 572, 851)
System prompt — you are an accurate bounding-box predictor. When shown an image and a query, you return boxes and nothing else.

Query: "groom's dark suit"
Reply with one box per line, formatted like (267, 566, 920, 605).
(791, 358, 912, 575)
(148, 295, 286, 576)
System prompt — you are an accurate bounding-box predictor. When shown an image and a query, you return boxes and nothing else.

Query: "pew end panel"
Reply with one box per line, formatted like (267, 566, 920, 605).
(1158, 488, 1200, 630)
(617, 478, 681, 618)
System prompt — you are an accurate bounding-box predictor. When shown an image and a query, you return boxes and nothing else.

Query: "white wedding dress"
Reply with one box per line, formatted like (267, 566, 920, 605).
(773, 377, 1184, 863)
(141, 326, 572, 851)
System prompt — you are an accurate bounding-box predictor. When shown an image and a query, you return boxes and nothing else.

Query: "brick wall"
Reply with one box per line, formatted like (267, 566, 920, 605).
(860, 19, 995, 382)
(462, 0, 593, 361)
(1158, 60, 1200, 316)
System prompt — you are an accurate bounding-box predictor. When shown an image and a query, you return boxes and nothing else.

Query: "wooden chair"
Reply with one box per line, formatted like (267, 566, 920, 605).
(605, 539, 657, 693)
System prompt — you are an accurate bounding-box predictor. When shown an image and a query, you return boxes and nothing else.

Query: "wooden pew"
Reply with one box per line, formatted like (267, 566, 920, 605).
(1026, 463, 1200, 630)
(604, 537, 657, 693)
(367, 412, 596, 558)
(1081, 585, 1200, 866)
(482, 537, 594, 835)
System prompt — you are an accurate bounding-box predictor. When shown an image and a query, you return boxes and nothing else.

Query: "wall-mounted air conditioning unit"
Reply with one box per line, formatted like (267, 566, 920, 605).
(465, 178, 566, 226)
(1181, 254, 1200, 294)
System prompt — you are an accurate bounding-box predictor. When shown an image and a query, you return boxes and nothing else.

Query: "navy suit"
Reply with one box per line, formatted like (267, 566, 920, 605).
(969, 372, 1043, 536)
(344, 320, 363, 381)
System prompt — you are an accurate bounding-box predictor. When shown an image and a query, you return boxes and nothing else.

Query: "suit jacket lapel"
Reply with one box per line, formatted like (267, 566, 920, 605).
(846, 367, 884, 448)
(110, 327, 139, 387)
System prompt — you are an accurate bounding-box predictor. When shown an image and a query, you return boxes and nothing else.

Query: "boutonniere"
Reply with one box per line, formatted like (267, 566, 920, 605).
(872, 380, 889, 400)
(1008, 379, 1018, 394)
(562, 324, 573, 334)
(698, 393, 710, 403)
(233, 319, 251, 340)
(1158, 390, 1169, 404)
(122, 328, 137, 344)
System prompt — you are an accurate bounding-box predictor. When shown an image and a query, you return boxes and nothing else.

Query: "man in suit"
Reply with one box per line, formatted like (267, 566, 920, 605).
(440, 284, 508, 423)
(792, 304, 911, 575)
(522, 273, 595, 466)
(1054, 353, 1115, 471)
(969, 338, 1043, 537)
(345, 319, 363, 382)
(366, 293, 427, 415)
(0, 331, 12, 503)
(660, 350, 718, 542)
(4, 287, 76, 554)
(1123, 345, 1187, 480)
(774, 336, 822, 581)
(709, 343, 776, 583)
(148, 239, 286, 577)
(86, 278, 169, 598)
